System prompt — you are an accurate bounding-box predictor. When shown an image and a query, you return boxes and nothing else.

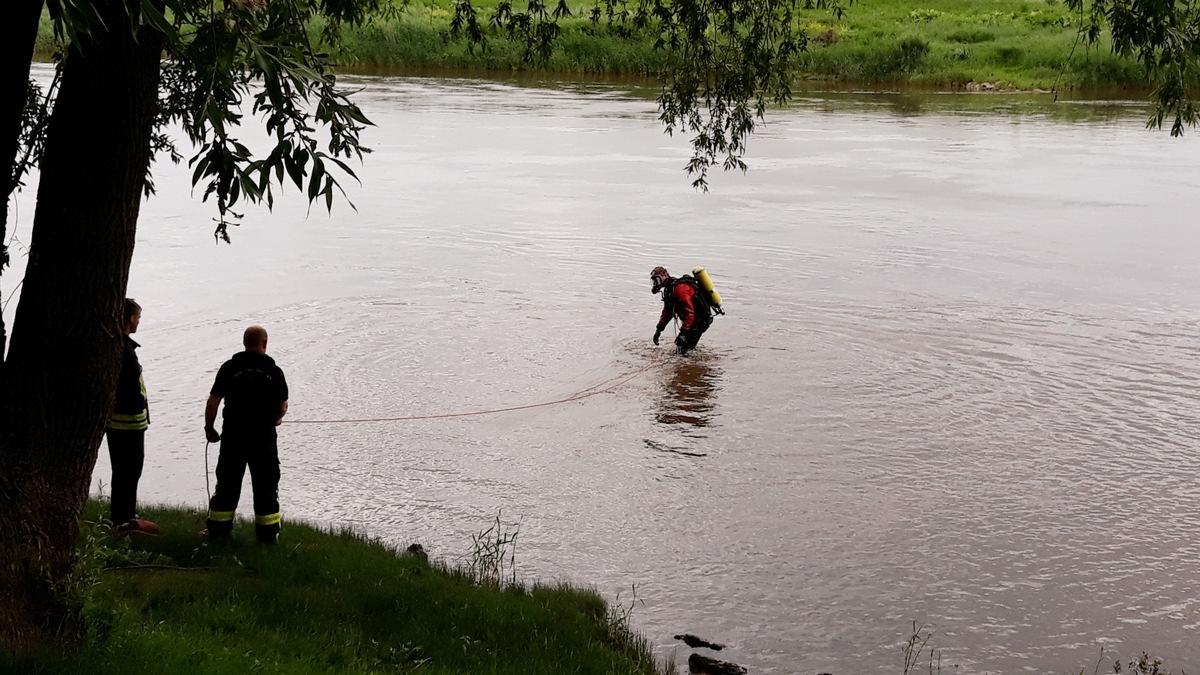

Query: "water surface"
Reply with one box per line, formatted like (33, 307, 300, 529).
(10, 65, 1200, 673)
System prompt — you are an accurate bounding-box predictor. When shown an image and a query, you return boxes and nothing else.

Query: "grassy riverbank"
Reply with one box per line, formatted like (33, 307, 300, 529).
(32, 0, 1147, 92)
(324, 0, 1144, 91)
(2, 503, 666, 675)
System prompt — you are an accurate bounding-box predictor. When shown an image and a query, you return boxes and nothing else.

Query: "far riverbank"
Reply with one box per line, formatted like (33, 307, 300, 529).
(321, 0, 1148, 92)
(33, 0, 1153, 93)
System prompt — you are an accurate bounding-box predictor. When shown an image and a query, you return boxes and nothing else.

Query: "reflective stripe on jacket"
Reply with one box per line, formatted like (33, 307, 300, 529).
(110, 337, 149, 431)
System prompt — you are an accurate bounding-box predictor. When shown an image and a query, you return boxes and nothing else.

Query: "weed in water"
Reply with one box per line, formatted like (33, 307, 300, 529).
(465, 510, 520, 586)
(901, 621, 942, 675)
(1102, 651, 1179, 675)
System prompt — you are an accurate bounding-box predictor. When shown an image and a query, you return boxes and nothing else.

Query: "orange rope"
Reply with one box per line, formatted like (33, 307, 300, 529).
(286, 356, 663, 425)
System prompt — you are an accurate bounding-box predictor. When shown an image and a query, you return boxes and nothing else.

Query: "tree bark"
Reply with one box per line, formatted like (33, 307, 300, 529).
(0, 0, 161, 649)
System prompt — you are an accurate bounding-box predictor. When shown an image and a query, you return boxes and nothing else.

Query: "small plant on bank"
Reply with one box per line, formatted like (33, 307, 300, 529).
(606, 583, 645, 646)
(888, 36, 931, 76)
(909, 9, 945, 23)
(606, 584, 677, 675)
(466, 510, 520, 586)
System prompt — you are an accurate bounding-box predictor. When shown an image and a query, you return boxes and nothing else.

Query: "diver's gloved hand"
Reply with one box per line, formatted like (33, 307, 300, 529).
(674, 330, 689, 347)
(653, 327, 662, 345)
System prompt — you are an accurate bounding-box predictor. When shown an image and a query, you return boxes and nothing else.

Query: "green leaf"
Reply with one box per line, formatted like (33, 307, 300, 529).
(138, 0, 181, 43)
(307, 159, 326, 201)
(284, 152, 303, 191)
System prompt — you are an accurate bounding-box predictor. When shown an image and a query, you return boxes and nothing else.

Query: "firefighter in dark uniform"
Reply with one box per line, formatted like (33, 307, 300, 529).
(107, 298, 158, 534)
(650, 266, 713, 355)
(203, 325, 289, 543)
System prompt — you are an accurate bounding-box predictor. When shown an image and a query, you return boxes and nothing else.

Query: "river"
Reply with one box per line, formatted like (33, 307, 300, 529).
(10, 64, 1200, 673)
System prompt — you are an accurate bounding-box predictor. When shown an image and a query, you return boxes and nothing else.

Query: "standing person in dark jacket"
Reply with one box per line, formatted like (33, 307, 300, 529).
(203, 325, 289, 543)
(650, 266, 713, 355)
(107, 298, 158, 535)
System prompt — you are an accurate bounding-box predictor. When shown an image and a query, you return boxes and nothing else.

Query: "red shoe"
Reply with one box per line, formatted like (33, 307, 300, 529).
(114, 519, 160, 536)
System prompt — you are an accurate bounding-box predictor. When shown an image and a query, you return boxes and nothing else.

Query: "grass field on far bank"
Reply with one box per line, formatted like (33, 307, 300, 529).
(1, 502, 667, 675)
(323, 0, 1145, 91)
(32, 0, 1148, 92)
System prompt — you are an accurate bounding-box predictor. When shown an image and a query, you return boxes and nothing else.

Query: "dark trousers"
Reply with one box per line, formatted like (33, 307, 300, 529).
(207, 429, 281, 543)
(105, 428, 145, 525)
(677, 321, 711, 355)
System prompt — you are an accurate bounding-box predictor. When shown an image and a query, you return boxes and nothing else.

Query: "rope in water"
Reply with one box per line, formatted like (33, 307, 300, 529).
(284, 352, 667, 425)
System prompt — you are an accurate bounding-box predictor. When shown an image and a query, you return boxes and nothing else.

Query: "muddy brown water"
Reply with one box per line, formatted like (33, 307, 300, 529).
(12, 64, 1200, 673)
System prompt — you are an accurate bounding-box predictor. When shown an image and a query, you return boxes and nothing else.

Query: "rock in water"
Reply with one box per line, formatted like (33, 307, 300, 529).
(688, 653, 747, 675)
(674, 633, 726, 650)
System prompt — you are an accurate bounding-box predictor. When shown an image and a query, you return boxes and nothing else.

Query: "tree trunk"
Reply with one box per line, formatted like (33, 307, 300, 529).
(0, 0, 161, 649)
(0, 0, 46, 373)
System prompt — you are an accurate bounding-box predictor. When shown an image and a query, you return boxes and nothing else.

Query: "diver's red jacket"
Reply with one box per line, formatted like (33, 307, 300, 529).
(657, 279, 701, 332)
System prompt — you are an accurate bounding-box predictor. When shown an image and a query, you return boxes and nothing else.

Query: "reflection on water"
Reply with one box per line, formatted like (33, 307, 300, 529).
(343, 64, 1156, 127)
(794, 90, 1152, 125)
(654, 354, 721, 431)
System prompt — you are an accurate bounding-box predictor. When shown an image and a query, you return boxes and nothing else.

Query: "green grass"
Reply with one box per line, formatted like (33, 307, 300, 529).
(1, 502, 667, 675)
(322, 10, 668, 75)
(788, 0, 1148, 89)
(31, 0, 1152, 91)
(316, 0, 1152, 91)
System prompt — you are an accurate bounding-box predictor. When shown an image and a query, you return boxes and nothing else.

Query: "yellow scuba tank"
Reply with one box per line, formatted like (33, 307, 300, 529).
(692, 266, 724, 315)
